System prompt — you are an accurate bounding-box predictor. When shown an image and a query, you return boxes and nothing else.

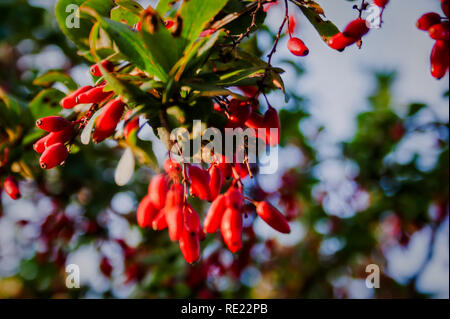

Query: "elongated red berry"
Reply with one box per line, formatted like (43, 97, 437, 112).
(39, 142, 68, 169)
(60, 85, 93, 109)
(165, 183, 184, 210)
(343, 18, 370, 39)
(374, 0, 389, 8)
(36, 116, 71, 132)
(204, 194, 226, 234)
(428, 22, 449, 40)
(264, 107, 281, 146)
(209, 165, 223, 200)
(77, 85, 112, 104)
(187, 165, 210, 201)
(137, 195, 158, 228)
(152, 209, 168, 230)
(148, 174, 169, 210)
(93, 98, 126, 143)
(225, 187, 243, 211)
(166, 206, 183, 241)
(442, 0, 449, 18)
(229, 99, 252, 124)
(256, 201, 291, 234)
(221, 208, 242, 253)
(3, 176, 21, 200)
(431, 40, 449, 79)
(328, 32, 356, 51)
(287, 37, 309, 56)
(90, 60, 114, 77)
(179, 227, 200, 264)
(45, 124, 74, 147)
(417, 12, 442, 31)
(34, 134, 50, 154)
(184, 205, 201, 234)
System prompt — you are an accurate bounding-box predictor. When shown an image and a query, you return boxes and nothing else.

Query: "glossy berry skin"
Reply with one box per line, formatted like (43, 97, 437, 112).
(148, 174, 169, 210)
(164, 158, 182, 179)
(228, 100, 252, 124)
(184, 205, 201, 234)
(39, 142, 68, 169)
(343, 18, 370, 39)
(45, 124, 74, 147)
(209, 165, 223, 200)
(204, 194, 227, 234)
(77, 85, 112, 104)
(166, 206, 184, 241)
(328, 32, 356, 51)
(263, 107, 281, 146)
(90, 60, 114, 77)
(3, 176, 21, 200)
(137, 195, 158, 228)
(416, 12, 442, 31)
(221, 208, 243, 253)
(34, 135, 50, 154)
(36, 116, 71, 132)
(60, 85, 93, 109)
(428, 22, 449, 40)
(225, 187, 243, 211)
(187, 165, 211, 201)
(93, 98, 126, 143)
(287, 37, 309, 56)
(152, 209, 168, 231)
(179, 228, 200, 264)
(430, 40, 449, 79)
(256, 201, 291, 234)
(374, 0, 389, 7)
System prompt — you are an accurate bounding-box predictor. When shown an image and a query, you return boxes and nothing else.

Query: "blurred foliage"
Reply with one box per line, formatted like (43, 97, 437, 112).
(0, 0, 448, 299)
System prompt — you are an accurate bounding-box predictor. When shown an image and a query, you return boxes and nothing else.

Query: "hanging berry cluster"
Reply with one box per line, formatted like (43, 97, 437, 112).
(417, 0, 449, 79)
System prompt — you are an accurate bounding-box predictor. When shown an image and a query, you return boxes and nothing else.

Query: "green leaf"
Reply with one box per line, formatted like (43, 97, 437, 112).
(111, 6, 140, 26)
(179, 0, 228, 50)
(292, 1, 340, 42)
(156, 0, 174, 16)
(29, 89, 66, 119)
(86, 12, 169, 81)
(33, 71, 78, 92)
(0, 88, 29, 126)
(115, 0, 143, 15)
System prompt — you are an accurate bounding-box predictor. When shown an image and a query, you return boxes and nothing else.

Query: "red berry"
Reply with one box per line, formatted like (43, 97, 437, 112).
(3, 176, 21, 200)
(184, 204, 201, 234)
(209, 165, 223, 200)
(229, 99, 252, 124)
(374, 0, 389, 8)
(442, 0, 449, 18)
(100, 257, 113, 278)
(60, 85, 93, 109)
(39, 142, 68, 169)
(430, 40, 449, 79)
(256, 201, 291, 234)
(45, 124, 74, 147)
(187, 165, 211, 201)
(165, 183, 184, 210)
(343, 18, 370, 39)
(36, 116, 71, 132)
(166, 206, 183, 241)
(148, 174, 169, 210)
(263, 107, 281, 146)
(124, 117, 139, 140)
(287, 37, 309, 56)
(238, 86, 259, 98)
(90, 60, 114, 77)
(220, 208, 242, 253)
(34, 134, 50, 154)
(328, 32, 356, 51)
(137, 195, 158, 228)
(417, 12, 442, 31)
(428, 22, 449, 40)
(93, 98, 126, 143)
(152, 209, 168, 231)
(77, 84, 112, 104)
(179, 227, 200, 264)
(164, 158, 182, 178)
(225, 187, 243, 211)
(204, 194, 227, 234)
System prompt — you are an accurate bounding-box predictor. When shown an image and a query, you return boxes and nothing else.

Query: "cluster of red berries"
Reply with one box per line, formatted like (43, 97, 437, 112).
(417, 0, 449, 79)
(328, 18, 371, 51)
(33, 60, 138, 169)
(136, 156, 291, 264)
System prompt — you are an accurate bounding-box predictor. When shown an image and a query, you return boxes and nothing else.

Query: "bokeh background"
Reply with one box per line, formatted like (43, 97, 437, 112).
(0, 0, 448, 298)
